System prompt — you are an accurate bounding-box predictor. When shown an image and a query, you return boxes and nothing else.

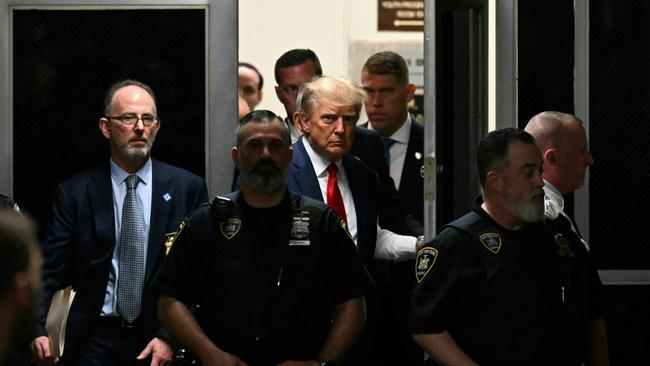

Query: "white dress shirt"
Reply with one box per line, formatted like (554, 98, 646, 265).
(304, 138, 415, 261)
(368, 114, 412, 190)
(303, 138, 358, 243)
(543, 180, 590, 251)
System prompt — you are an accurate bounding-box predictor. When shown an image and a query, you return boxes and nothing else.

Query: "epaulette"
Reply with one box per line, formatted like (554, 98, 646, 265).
(212, 195, 232, 206)
(443, 211, 502, 282)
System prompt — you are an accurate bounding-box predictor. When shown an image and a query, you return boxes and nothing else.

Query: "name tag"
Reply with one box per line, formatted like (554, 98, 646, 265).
(289, 211, 310, 246)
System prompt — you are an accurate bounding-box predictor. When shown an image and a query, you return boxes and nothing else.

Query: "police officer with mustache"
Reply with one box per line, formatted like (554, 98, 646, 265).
(153, 110, 372, 366)
(410, 128, 607, 366)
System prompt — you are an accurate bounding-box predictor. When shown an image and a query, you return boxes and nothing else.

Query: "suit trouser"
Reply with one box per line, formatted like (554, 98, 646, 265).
(63, 316, 148, 366)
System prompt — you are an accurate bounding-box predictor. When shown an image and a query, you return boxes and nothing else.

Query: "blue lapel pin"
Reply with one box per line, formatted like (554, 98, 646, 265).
(162, 193, 172, 202)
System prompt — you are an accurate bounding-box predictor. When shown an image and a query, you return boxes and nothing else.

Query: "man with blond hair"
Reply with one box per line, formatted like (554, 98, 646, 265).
(289, 76, 420, 366)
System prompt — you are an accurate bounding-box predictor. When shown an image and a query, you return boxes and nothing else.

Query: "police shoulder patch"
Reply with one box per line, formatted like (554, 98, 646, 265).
(220, 218, 241, 240)
(480, 232, 501, 254)
(415, 247, 438, 283)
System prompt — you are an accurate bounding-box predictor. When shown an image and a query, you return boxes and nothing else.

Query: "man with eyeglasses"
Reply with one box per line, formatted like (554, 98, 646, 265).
(31, 79, 208, 366)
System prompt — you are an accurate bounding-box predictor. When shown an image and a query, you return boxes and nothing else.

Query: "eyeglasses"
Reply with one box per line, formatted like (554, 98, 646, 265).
(105, 114, 159, 127)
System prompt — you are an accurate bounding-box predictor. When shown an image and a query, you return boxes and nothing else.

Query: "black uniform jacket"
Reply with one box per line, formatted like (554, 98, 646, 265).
(152, 190, 373, 365)
(410, 204, 606, 366)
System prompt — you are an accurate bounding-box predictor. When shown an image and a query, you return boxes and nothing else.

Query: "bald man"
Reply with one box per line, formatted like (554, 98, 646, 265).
(525, 111, 609, 366)
(524, 111, 593, 248)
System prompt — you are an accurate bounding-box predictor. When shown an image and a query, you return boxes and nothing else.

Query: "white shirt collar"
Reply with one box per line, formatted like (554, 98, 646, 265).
(303, 137, 343, 178)
(368, 114, 411, 144)
(110, 158, 152, 187)
(543, 179, 564, 220)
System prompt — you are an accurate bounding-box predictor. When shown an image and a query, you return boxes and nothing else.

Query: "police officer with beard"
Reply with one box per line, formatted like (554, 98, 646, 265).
(410, 128, 607, 366)
(152, 110, 372, 366)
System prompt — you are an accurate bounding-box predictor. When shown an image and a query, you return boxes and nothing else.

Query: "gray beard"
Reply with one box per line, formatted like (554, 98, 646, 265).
(508, 197, 545, 224)
(242, 166, 288, 193)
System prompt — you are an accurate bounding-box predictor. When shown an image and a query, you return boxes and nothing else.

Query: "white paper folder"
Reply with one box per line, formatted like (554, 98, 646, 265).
(44, 286, 76, 357)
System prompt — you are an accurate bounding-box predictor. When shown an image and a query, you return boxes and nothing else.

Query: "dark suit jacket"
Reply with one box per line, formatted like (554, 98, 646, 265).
(359, 120, 425, 366)
(359, 120, 424, 223)
(287, 139, 379, 264)
(351, 126, 423, 235)
(37, 159, 208, 363)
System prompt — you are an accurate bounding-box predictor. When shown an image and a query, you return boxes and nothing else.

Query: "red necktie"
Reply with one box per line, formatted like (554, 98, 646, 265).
(326, 163, 347, 224)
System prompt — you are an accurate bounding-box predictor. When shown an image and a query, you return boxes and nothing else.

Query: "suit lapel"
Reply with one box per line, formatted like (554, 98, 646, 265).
(146, 160, 175, 283)
(400, 120, 424, 193)
(343, 155, 370, 257)
(290, 140, 323, 201)
(88, 164, 116, 254)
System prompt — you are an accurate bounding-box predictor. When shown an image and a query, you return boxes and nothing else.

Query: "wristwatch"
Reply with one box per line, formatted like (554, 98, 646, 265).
(316, 354, 337, 366)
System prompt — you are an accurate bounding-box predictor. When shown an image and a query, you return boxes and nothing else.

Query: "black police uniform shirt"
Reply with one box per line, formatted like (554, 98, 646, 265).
(409, 203, 606, 366)
(152, 190, 373, 365)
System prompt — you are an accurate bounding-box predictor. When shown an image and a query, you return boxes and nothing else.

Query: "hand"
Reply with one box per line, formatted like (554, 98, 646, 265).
(277, 361, 320, 366)
(137, 337, 173, 366)
(199, 346, 249, 366)
(30, 336, 59, 365)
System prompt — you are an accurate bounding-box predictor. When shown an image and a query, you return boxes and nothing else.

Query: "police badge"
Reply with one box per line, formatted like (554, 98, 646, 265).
(415, 247, 438, 283)
(220, 218, 241, 240)
(480, 232, 502, 254)
(289, 213, 310, 246)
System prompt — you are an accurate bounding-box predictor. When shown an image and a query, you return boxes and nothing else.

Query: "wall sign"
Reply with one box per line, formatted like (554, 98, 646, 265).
(378, 0, 424, 31)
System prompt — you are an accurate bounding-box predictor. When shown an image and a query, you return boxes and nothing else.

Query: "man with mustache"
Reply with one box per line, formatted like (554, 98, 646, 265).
(410, 128, 607, 365)
(32, 79, 208, 366)
(153, 110, 371, 366)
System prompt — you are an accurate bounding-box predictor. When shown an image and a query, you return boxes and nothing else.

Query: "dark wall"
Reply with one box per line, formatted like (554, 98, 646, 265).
(518, 1, 650, 364)
(517, 0, 574, 125)
(13, 9, 206, 233)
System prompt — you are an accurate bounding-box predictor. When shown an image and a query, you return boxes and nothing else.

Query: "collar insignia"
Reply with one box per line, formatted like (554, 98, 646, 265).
(415, 247, 438, 283)
(220, 218, 241, 240)
(340, 220, 353, 240)
(555, 234, 576, 257)
(164, 220, 186, 255)
(480, 232, 502, 254)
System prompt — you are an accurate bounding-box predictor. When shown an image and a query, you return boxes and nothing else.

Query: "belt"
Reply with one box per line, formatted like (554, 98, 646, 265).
(98, 315, 140, 329)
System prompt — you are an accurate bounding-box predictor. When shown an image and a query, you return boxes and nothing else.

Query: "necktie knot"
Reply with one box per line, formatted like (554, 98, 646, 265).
(326, 163, 347, 224)
(126, 174, 140, 190)
(327, 163, 338, 176)
(381, 138, 396, 165)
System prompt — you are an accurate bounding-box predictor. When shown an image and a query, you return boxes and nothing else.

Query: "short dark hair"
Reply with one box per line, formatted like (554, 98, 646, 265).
(274, 49, 323, 84)
(0, 209, 36, 296)
(103, 79, 157, 116)
(0, 194, 17, 211)
(362, 51, 410, 85)
(477, 128, 536, 186)
(238, 62, 264, 90)
(236, 109, 290, 147)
